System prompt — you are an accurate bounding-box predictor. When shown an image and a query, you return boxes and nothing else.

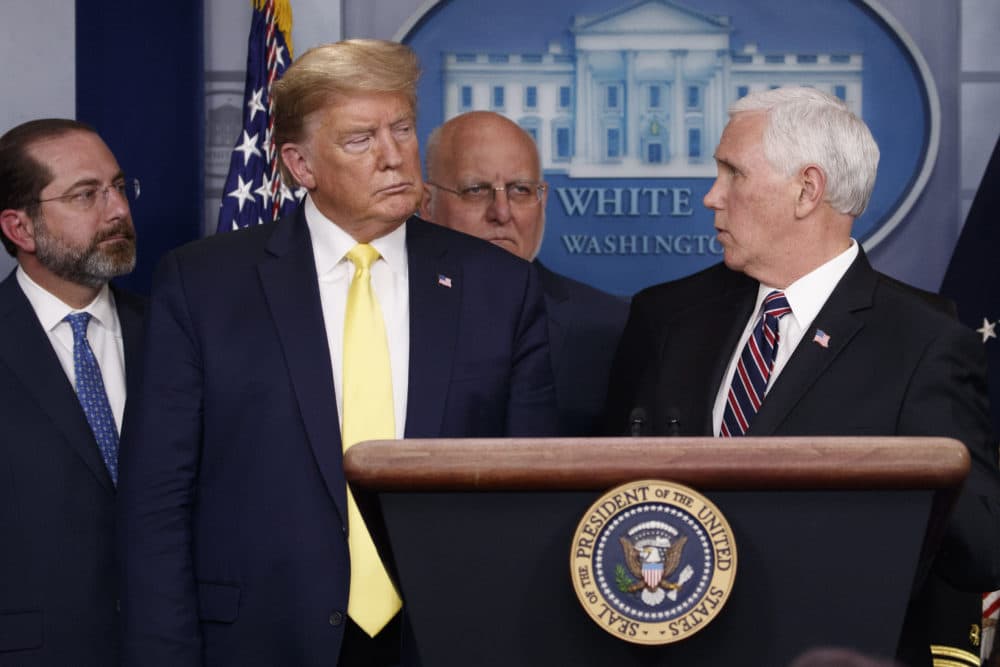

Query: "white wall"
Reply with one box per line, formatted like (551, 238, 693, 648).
(0, 0, 76, 275)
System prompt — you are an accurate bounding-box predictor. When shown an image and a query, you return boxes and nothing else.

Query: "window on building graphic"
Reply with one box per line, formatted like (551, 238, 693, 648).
(648, 142, 662, 163)
(554, 124, 572, 160)
(488, 54, 509, 64)
(492, 86, 505, 109)
(830, 54, 851, 64)
(522, 54, 542, 63)
(558, 86, 572, 109)
(736, 85, 749, 100)
(460, 86, 473, 110)
(606, 85, 620, 110)
(687, 86, 701, 110)
(765, 54, 786, 64)
(607, 127, 621, 159)
(797, 54, 818, 64)
(649, 85, 661, 109)
(688, 128, 702, 159)
(520, 118, 540, 144)
(833, 85, 847, 101)
(525, 86, 537, 110)
(455, 53, 477, 63)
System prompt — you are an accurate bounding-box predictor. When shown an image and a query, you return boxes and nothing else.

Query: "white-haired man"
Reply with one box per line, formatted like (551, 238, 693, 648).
(605, 87, 1000, 665)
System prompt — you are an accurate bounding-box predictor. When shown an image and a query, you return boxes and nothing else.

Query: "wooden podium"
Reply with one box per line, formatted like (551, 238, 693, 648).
(344, 437, 968, 666)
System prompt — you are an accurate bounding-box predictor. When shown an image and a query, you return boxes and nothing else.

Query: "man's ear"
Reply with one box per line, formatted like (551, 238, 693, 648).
(418, 185, 433, 220)
(0, 209, 36, 254)
(280, 143, 316, 191)
(795, 164, 826, 219)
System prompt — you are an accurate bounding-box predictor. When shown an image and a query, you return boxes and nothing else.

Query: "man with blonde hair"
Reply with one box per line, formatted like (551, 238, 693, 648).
(606, 87, 1000, 664)
(422, 111, 628, 435)
(120, 40, 557, 667)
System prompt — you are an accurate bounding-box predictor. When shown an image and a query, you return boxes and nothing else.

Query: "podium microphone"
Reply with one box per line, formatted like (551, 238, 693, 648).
(628, 407, 647, 437)
(666, 408, 682, 437)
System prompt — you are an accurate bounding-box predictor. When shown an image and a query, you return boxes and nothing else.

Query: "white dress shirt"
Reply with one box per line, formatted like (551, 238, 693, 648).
(712, 240, 859, 435)
(304, 195, 411, 438)
(16, 267, 128, 432)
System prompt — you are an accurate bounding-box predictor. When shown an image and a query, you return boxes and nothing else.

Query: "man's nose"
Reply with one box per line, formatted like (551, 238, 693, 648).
(486, 187, 512, 224)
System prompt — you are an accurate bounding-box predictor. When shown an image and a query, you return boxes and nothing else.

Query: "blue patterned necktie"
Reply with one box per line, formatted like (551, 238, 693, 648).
(64, 312, 119, 485)
(720, 291, 792, 437)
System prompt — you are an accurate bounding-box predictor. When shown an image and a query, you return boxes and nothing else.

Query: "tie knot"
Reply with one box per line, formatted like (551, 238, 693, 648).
(347, 244, 380, 271)
(64, 312, 93, 337)
(762, 290, 791, 320)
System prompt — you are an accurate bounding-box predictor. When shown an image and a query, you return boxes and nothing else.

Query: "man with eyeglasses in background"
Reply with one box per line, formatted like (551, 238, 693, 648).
(422, 111, 629, 436)
(0, 118, 143, 666)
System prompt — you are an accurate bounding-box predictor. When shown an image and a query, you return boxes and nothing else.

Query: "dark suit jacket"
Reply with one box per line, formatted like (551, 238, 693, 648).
(606, 253, 1000, 663)
(0, 270, 143, 667)
(118, 211, 558, 666)
(536, 262, 628, 436)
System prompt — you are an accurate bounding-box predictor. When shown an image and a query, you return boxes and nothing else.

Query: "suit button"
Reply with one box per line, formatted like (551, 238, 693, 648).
(115, 599, 121, 613)
(329, 611, 344, 626)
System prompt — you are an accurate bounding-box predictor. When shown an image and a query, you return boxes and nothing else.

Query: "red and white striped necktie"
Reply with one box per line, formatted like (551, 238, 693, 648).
(720, 290, 792, 437)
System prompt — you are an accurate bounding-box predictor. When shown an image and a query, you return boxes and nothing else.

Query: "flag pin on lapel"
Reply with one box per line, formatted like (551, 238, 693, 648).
(437, 274, 453, 288)
(812, 329, 831, 348)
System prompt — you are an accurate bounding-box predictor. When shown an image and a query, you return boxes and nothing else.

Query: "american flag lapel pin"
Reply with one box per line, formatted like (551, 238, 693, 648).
(437, 274, 453, 288)
(812, 329, 831, 348)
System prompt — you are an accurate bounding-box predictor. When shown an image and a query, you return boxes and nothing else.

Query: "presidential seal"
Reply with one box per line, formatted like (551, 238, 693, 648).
(570, 480, 736, 645)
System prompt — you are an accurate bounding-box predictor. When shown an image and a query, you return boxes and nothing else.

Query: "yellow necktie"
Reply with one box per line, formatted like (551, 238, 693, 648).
(341, 243, 402, 636)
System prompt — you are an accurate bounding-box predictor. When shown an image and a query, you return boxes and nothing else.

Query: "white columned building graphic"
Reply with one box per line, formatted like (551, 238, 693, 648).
(441, 0, 863, 179)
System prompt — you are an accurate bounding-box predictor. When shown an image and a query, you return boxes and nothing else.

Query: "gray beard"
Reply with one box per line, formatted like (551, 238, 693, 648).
(33, 217, 137, 288)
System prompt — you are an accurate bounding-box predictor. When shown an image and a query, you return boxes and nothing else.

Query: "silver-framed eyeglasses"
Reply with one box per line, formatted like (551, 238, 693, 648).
(427, 180, 545, 207)
(35, 178, 141, 211)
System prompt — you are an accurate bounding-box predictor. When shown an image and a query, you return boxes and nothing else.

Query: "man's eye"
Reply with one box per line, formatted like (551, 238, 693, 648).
(509, 183, 533, 196)
(343, 136, 371, 153)
(73, 188, 99, 205)
(460, 184, 490, 198)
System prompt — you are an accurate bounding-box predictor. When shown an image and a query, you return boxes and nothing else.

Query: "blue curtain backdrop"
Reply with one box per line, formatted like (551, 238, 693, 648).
(75, 0, 205, 295)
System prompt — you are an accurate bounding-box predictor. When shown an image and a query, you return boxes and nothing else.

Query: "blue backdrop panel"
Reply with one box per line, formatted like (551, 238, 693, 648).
(76, 0, 204, 295)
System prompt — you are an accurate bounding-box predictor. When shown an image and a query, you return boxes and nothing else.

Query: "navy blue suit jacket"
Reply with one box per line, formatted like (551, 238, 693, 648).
(606, 253, 1000, 663)
(118, 211, 558, 666)
(536, 263, 628, 436)
(0, 271, 143, 666)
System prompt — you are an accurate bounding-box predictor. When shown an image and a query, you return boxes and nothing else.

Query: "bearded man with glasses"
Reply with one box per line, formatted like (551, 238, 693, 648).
(0, 118, 144, 666)
(422, 110, 629, 436)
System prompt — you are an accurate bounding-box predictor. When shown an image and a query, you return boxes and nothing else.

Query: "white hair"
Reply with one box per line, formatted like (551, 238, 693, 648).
(730, 87, 880, 217)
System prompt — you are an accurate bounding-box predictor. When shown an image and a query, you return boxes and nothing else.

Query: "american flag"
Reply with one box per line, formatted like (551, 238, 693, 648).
(811, 329, 830, 348)
(216, 0, 302, 233)
(940, 134, 1000, 663)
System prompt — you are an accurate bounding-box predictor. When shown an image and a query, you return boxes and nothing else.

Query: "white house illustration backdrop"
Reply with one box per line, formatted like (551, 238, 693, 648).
(439, 0, 863, 179)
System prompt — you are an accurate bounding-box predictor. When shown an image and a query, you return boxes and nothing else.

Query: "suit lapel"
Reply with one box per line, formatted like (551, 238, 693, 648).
(403, 219, 461, 437)
(658, 268, 757, 435)
(0, 272, 115, 491)
(257, 209, 347, 522)
(749, 252, 875, 435)
(113, 286, 145, 400)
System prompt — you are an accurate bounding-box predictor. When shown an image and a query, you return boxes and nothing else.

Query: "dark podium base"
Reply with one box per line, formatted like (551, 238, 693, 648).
(381, 488, 928, 666)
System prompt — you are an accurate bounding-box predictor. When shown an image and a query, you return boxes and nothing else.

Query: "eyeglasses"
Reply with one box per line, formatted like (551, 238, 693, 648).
(427, 180, 545, 206)
(35, 178, 141, 211)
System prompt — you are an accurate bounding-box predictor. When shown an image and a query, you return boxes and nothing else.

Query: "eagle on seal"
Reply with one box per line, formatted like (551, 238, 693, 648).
(620, 535, 688, 605)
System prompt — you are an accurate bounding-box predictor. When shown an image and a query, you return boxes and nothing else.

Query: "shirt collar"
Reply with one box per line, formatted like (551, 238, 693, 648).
(303, 195, 408, 277)
(756, 239, 858, 328)
(16, 266, 118, 333)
